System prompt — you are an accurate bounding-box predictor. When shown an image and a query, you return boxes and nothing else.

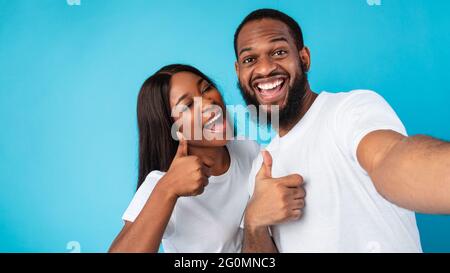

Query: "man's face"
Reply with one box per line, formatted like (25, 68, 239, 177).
(235, 19, 309, 125)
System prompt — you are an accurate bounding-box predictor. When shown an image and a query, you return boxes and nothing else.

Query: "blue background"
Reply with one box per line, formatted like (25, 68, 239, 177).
(0, 0, 449, 252)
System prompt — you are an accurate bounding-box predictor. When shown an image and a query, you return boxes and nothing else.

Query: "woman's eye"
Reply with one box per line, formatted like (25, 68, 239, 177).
(183, 101, 193, 110)
(201, 84, 212, 94)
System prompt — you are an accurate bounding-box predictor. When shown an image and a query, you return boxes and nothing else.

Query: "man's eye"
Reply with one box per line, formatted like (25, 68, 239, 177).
(243, 57, 255, 64)
(273, 50, 287, 56)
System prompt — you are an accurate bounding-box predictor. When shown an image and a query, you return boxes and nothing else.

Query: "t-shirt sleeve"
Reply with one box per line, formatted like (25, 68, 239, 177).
(122, 170, 166, 222)
(334, 90, 407, 173)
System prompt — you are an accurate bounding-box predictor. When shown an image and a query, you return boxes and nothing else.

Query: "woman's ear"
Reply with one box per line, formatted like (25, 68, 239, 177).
(299, 46, 311, 72)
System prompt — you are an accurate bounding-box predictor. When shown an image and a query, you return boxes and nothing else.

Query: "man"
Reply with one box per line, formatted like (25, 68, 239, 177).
(234, 9, 450, 252)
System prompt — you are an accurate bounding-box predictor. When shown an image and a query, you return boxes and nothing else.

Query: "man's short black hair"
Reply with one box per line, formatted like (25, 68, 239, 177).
(234, 8, 304, 58)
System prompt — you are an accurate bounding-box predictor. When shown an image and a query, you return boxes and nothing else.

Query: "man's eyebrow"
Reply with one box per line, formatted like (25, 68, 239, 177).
(269, 37, 289, 43)
(239, 47, 252, 57)
(238, 37, 289, 57)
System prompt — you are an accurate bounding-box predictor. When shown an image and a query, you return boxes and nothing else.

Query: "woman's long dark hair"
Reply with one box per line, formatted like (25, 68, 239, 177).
(136, 64, 215, 189)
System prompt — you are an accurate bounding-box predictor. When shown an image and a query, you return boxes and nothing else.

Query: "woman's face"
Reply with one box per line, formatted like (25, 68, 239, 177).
(169, 71, 230, 148)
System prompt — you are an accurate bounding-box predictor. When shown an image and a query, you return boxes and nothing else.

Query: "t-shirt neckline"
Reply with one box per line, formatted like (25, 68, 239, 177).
(270, 91, 328, 147)
(209, 143, 235, 184)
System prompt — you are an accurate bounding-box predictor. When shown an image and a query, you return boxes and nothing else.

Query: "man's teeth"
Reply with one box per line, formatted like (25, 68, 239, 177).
(257, 79, 283, 90)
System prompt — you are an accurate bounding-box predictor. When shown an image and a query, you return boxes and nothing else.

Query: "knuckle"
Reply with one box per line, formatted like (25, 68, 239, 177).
(275, 182, 284, 191)
(299, 199, 305, 208)
(293, 210, 302, 220)
(281, 206, 290, 216)
(299, 188, 306, 197)
(277, 190, 286, 201)
(292, 174, 302, 183)
(194, 171, 202, 180)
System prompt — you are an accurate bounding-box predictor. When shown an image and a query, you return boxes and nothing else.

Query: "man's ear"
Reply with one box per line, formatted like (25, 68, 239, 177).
(234, 61, 239, 76)
(299, 46, 311, 72)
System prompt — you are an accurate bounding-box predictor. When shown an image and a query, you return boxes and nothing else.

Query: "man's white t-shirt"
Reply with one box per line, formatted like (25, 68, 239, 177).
(247, 90, 422, 253)
(122, 139, 259, 253)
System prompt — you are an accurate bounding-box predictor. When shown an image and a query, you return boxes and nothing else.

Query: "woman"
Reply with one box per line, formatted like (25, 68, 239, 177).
(109, 64, 259, 252)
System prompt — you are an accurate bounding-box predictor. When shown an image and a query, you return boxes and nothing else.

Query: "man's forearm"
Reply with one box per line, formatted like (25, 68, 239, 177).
(369, 133, 450, 213)
(242, 224, 278, 253)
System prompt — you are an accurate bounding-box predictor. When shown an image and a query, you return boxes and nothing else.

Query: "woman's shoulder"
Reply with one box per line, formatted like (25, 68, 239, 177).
(122, 170, 166, 222)
(139, 170, 166, 191)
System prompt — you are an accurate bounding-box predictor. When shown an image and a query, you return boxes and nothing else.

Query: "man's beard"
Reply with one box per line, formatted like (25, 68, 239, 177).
(238, 62, 308, 129)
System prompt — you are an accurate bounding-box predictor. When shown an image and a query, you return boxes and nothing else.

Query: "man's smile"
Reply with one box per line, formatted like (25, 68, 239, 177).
(252, 75, 289, 105)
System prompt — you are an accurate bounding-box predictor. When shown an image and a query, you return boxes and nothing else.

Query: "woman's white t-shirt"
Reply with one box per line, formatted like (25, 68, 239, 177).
(122, 139, 259, 253)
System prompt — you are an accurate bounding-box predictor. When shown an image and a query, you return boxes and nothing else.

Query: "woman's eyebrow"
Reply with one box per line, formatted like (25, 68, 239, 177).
(197, 78, 204, 87)
(175, 78, 204, 105)
(175, 78, 205, 105)
(175, 94, 189, 105)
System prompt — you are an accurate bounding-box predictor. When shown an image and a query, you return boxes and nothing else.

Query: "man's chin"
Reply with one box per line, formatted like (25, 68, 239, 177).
(258, 103, 282, 113)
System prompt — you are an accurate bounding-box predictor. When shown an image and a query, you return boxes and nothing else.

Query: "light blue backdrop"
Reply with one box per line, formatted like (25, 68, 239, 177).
(0, 0, 449, 253)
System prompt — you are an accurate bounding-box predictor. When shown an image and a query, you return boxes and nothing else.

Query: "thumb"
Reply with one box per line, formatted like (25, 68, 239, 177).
(175, 132, 188, 158)
(256, 150, 273, 179)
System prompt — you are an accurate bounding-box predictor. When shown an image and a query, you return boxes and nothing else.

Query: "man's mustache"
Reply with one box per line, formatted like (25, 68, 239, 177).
(250, 71, 289, 85)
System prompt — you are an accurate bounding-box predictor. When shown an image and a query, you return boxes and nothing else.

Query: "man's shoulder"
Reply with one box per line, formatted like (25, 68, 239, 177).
(319, 89, 386, 114)
(321, 89, 382, 104)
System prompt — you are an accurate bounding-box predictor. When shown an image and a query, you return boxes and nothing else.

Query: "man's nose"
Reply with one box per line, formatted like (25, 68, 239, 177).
(254, 56, 277, 78)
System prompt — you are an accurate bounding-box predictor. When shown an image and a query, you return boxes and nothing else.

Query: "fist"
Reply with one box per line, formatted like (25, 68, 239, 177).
(160, 132, 211, 197)
(245, 150, 306, 228)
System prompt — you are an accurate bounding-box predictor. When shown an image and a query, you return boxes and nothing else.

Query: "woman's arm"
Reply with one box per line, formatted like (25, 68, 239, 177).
(108, 179, 177, 253)
(109, 135, 211, 252)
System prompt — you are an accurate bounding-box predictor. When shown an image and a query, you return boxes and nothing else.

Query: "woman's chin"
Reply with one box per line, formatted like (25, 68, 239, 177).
(202, 130, 228, 143)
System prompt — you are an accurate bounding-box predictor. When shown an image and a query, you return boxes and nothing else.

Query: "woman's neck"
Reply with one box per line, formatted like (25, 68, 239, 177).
(188, 145, 230, 176)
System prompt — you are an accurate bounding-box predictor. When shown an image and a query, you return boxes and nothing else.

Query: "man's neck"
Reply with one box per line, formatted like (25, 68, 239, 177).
(278, 87, 318, 137)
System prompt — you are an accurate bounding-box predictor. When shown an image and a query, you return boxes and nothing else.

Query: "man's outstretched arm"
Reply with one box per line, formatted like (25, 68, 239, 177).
(358, 129, 450, 214)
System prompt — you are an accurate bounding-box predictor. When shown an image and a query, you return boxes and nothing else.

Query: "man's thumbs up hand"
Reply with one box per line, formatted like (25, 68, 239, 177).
(245, 150, 306, 229)
(256, 150, 273, 179)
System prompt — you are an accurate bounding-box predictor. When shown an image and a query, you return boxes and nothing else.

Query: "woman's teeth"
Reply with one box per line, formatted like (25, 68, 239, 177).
(204, 112, 222, 129)
(257, 79, 284, 91)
